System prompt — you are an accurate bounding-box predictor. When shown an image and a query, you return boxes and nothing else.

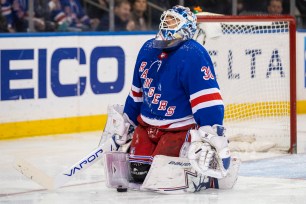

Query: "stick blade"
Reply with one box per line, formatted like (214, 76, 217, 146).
(13, 158, 56, 190)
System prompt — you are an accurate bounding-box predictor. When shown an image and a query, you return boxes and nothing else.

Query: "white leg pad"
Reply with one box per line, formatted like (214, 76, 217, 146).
(217, 156, 241, 189)
(103, 152, 129, 189)
(141, 155, 209, 194)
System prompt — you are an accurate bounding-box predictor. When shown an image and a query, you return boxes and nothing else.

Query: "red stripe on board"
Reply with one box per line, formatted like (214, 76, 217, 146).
(191, 92, 222, 107)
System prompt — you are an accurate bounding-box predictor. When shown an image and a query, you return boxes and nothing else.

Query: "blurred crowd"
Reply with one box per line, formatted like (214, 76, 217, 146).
(0, 0, 306, 33)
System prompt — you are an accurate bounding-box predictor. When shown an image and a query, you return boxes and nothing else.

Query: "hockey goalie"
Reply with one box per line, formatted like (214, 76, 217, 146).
(100, 5, 240, 194)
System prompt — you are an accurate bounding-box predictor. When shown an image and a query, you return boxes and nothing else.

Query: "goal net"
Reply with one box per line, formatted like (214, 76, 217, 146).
(194, 15, 296, 153)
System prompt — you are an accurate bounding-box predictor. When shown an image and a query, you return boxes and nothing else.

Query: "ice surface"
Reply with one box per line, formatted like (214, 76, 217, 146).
(0, 115, 306, 204)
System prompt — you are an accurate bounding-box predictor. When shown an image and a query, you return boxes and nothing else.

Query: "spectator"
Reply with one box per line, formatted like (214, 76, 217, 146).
(60, 0, 99, 31)
(34, 0, 56, 31)
(85, 0, 109, 20)
(1, 0, 46, 32)
(0, 11, 9, 32)
(1, 0, 26, 32)
(237, 0, 248, 15)
(1, 0, 14, 32)
(96, 0, 134, 31)
(48, 0, 70, 31)
(267, 0, 283, 15)
(129, 0, 148, 31)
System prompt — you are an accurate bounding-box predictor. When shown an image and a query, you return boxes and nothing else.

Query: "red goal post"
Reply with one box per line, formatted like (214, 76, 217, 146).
(195, 15, 297, 153)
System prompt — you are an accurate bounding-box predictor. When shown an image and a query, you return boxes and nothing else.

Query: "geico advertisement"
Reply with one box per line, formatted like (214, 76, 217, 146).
(0, 34, 154, 123)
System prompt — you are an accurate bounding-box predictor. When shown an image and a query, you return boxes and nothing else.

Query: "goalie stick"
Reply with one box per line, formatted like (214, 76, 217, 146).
(13, 104, 133, 190)
(13, 136, 132, 190)
(13, 145, 104, 190)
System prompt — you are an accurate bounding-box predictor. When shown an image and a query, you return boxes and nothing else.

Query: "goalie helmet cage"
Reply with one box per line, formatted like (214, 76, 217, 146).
(195, 15, 296, 153)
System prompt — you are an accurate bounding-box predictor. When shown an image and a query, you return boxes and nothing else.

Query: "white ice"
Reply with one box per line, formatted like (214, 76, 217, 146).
(0, 115, 306, 204)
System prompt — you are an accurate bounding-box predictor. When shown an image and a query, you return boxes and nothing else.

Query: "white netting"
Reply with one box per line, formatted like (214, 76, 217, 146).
(194, 18, 292, 152)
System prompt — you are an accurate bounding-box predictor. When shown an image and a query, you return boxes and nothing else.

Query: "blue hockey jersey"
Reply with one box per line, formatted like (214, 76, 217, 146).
(1, 0, 28, 28)
(124, 39, 224, 129)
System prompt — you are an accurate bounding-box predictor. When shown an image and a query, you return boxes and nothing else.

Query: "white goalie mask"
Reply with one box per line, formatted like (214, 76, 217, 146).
(153, 5, 197, 49)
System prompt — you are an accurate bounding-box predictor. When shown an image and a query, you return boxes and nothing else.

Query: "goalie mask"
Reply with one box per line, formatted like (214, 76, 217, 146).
(153, 5, 197, 49)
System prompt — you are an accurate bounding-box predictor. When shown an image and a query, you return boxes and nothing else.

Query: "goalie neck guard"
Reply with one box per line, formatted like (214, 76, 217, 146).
(153, 5, 197, 50)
